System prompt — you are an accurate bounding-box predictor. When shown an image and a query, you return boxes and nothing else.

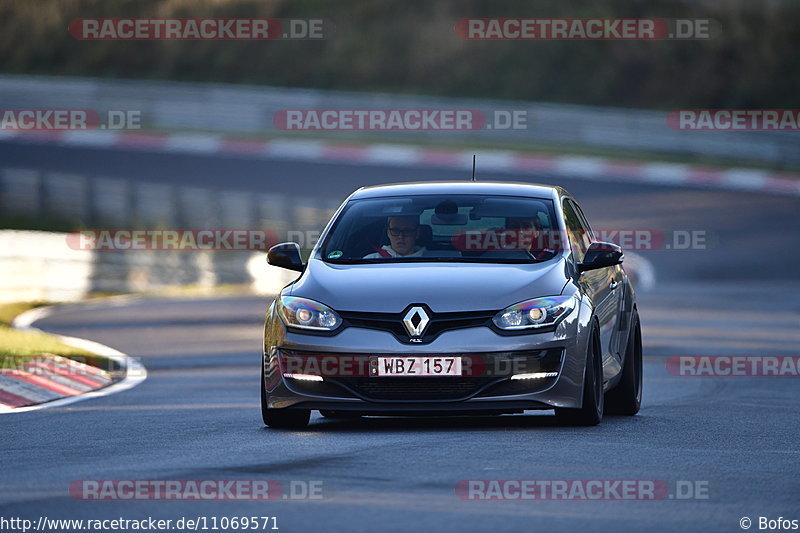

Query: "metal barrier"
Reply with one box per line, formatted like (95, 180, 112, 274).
(0, 168, 338, 230)
(0, 74, 796, 166)
(0, 167, 335, 301)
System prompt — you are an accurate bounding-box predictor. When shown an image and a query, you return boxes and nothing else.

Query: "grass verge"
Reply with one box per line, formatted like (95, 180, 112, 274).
(0, 301, 102, 363)
(0, 301, 51, 328)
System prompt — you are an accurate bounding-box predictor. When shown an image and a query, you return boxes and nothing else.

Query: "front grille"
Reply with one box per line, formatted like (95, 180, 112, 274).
(327, 376, 498, 401)
(339, 307, 494, 344)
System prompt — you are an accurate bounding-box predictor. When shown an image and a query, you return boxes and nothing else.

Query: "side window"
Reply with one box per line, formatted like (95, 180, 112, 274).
(562, 199, 590, 262)
(571, 201, 595, 241)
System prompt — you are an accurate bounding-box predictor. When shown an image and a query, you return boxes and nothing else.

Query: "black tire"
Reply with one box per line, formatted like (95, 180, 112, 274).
(555, 322, 604, 426)
(261, 356, 310, 429)
(319, 410, 361, 419)
(263, 407, 310, 429)
(605, 309, 642, 416)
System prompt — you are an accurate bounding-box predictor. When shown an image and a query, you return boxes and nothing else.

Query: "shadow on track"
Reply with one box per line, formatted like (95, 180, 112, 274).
(259, 411, 650, 433)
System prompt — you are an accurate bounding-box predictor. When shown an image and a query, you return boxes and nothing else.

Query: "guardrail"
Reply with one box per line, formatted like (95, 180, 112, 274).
(0, 167, 339, 230)
(0, 74, 797, 166)
(0, 229, 298, 302)
(0, 167, 335, 301)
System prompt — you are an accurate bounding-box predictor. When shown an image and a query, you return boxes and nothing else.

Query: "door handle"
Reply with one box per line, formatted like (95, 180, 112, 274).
(609, 280, 619, 290)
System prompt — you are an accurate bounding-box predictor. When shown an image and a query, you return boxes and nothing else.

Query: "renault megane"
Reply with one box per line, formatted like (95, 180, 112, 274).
(261, 181, 642, 428)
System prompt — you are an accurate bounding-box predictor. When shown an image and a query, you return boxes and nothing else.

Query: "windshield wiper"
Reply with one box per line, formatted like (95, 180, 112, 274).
(325, 258, 389, 264)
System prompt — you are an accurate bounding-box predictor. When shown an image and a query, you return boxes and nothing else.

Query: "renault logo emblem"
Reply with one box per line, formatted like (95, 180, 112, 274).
(403, 306, 430, 339)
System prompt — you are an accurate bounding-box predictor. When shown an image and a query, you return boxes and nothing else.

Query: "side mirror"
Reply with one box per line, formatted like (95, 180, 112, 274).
(577, 241, 624, 273)
(267, 242, 305, 272)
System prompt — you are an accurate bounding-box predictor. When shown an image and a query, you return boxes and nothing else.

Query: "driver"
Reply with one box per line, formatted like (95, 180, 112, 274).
(364, 215, 427, 258)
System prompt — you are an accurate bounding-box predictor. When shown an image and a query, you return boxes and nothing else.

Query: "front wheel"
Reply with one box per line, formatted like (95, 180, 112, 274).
(555, 323, 604, 426)
(261, 356, 310, 429)
(605, 309, 642, 416)
(262, 407, 310, 429)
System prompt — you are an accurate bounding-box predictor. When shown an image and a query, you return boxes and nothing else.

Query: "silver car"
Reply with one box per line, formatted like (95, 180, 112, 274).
(261, 181, 642, 428)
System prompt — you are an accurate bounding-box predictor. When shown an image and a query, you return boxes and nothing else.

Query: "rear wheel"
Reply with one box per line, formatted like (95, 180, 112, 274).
(556, 323, 604, 426)
(605, 309, 642, 415)
(261, 356, 310, 429)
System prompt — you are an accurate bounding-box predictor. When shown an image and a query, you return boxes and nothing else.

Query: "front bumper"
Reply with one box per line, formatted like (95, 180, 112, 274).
(263, 306, 590, 411)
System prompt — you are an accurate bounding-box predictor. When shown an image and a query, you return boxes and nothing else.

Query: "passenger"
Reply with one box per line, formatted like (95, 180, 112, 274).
(506, 216, 553, 260)
(364, 215, 427, 258)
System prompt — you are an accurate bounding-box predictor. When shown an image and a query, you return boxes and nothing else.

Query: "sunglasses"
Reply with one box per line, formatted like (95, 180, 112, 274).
(388, 227, 418, 237)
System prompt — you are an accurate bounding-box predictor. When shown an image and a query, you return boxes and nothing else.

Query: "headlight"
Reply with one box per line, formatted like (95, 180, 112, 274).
(278, 296, 342, 331)
(493, 295, 577, 330)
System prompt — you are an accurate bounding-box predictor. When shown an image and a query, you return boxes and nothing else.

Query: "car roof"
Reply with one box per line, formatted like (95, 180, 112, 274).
(350, 181, 566, 201)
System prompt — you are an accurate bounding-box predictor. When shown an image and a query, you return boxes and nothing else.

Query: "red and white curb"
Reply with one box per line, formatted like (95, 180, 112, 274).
(0, 355, 114, 408)
(1, 130, 798, 197)
(2, 306, 146, 413)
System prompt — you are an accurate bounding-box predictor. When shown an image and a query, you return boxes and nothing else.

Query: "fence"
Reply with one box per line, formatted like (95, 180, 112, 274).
(0, 74, 797, 166)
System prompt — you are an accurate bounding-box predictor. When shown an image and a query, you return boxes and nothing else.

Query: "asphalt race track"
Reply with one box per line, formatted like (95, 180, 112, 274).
(2, 141, 799, 533)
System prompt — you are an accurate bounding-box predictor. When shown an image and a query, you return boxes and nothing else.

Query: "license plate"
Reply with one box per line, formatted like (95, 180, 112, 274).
(374, 356, 462, 377)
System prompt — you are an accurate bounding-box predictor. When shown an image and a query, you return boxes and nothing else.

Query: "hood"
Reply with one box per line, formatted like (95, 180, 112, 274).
(288, 259, 570, 313)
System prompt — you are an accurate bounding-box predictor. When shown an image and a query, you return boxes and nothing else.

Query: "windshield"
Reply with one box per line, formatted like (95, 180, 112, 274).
(319, 194, 562, 264)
